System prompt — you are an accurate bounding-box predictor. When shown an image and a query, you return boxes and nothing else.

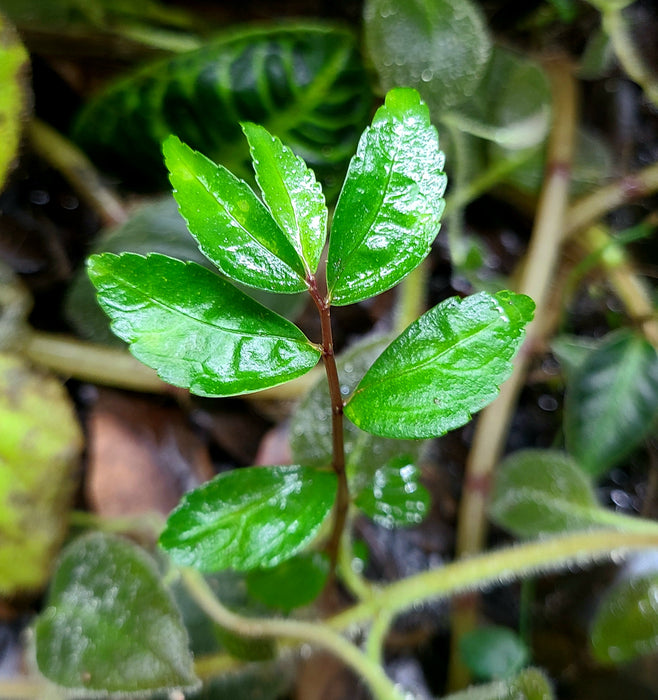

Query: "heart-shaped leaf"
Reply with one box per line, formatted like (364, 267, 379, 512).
(242, 122, 327, 277)
(364, 0, 491, 115)
(591, 573, 658, 664)
(87, 252, 321, 396)
(35, 532, 199, 697)
(164, 135, 308, 293)
(159, 465, 337, 571)
(326, 87, 447, 305)
(565, 329, 658, 477)
(344, 291, 534, 439)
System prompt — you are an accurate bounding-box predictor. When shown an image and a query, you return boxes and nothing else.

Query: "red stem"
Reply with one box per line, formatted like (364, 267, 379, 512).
(307, 276, 349, 572)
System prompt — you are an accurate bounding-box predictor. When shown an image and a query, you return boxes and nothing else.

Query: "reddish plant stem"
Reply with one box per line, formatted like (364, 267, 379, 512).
(307, 277, 349, 573)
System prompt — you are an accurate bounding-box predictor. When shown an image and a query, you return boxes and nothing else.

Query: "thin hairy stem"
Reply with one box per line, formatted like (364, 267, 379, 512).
(181, 568, 405, 700)
(308, 277, 349, 574)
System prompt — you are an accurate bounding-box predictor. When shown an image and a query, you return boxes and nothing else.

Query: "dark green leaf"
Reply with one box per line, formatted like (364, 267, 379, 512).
(354, 456, 429, 529)
(460, 626, 529, 681)
(326, 87, 447, 305)
(164, 135, 307, 293)
(87, 252, 320, 396)
(489, 449, 602, 537)
(345, 291, 535, 439)
(242, 122, 327, 276)
(159, 465, 337, 571)
(591, 573, 658, 664)
(289, 333, 425, 491)
(72, 24, 372, 198)
(35, 532, 199, 697)
(364, 0, 491, 114)
(246, 552, 329, 612)
(565, 329, 658, 477)
(66, 197, 306, 344)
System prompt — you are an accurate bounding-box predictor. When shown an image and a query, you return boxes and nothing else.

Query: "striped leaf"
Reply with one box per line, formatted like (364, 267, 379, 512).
(72, 23, 373, 198)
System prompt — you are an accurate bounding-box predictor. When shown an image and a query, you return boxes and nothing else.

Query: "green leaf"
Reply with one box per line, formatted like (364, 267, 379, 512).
(164, 135, 308, 293)
(460, 626, 529, 681)
(326, 88, 447, 305)
(443, 667, 553, 700)
(489, 449, 604, 537)
(364, 0, 492, 114)
(289, 333, 425, 492)
(66, 197, 306, 345)
(564, 329, 658, 477)
(0, 354, 82, 595)
(159, 465, 337, 572)
(246, 552, 329, 612)
(87, 252, 320, 396)
(354, 456, 429, 529)
(0, 12, 30, 192)
(345, 291, 535, 439)
(72, 23, 372, 198)
(442, 47, 551, 150)
(242, 122, 327, 276)
(591, 573, 658, 664)
(35, 532, 199, 697)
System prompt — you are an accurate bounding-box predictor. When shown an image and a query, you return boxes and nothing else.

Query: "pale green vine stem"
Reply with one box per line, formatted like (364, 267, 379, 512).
(365, 606, 396, 666)
(564, 161, 658, 238)
(601, 5, 658, 109)
(448, 55, 578, 689)
(180, 568, 406, 700)
(337, 514, 377, 601)
(21, 329, 322, 400)
(329, 529, 658, 634)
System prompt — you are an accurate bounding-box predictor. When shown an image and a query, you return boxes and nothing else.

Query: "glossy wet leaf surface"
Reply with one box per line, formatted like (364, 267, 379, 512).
(354, 456, 429, 529)
(87, 252, 320, 396)
(0, 12, 30, 192)
(159, 465, 337, 571)
(364, 0, 491, 115)
(66, 196, 306, 344)
(326, 87, 447, 305)
(246, 552, 329, 612)
(35, 532, 199, 696)
(345, 291, 534, 439)
(0, 354, 82, 595)
(564, 329, 658, 478)
(164, 135, 308, 293)
(242, 122, 327, 276)
(590, 573, 658, 665)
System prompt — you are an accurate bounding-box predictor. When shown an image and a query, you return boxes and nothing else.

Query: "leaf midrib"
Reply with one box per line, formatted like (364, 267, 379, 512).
(350, 312, 511, 398)
(105, 271, 312, 346)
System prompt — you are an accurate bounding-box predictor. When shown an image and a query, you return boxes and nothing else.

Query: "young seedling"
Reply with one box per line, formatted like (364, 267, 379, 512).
(86, 87, 534, 581)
